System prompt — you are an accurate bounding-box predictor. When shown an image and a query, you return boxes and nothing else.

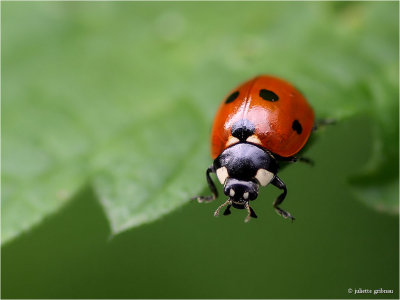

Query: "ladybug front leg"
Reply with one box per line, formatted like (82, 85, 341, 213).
(271, 176, 295, 221)
(192, 165, 218, 203)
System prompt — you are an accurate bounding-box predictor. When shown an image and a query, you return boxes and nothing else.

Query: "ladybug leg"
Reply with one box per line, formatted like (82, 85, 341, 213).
(298, 157, 314, 165)
(271, 176, 295, 221)
(277, 154, 314, 166)
(290, 156, 314, 166)
(312, 118, 336, 131)
(192, 165, 218, 203)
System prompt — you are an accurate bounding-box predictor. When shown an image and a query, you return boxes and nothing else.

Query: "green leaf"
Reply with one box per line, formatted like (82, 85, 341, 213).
(90, 101, 208, 235)
(348, 76, 399, 214)
(2, 1, 398, 244)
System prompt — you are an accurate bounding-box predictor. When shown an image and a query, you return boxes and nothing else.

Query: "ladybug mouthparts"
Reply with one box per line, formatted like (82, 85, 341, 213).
(213, 198, 258, 223)
(231, 201, 249, 209)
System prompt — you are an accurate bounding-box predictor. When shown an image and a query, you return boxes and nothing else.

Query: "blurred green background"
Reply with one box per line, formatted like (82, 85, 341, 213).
(2, 1, 399, 299)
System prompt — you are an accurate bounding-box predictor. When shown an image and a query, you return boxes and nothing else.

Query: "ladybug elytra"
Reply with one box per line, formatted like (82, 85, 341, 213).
(193, 75, 315, 222)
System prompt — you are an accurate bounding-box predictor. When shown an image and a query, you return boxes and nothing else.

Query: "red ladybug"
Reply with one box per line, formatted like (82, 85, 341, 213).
(193, 75, 315, 222)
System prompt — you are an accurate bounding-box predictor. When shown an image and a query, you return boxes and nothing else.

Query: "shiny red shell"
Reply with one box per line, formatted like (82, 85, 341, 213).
(211, 75, 315, 159)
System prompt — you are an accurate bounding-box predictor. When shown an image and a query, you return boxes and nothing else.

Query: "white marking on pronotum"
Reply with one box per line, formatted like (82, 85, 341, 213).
(230, 189, 235, 197)
(255, 169, 275, 186)
(216, 167, 229, 184)
(225, 136, 240, 147)
(246, 135, 262, 146)
(243, 192, 249, 199)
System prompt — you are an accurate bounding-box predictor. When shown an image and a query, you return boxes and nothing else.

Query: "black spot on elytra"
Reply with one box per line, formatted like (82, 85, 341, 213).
(225, 91, 239, 104)
(231, 119, 255, 141)
(259, 89, 279, 102)
(292, 120, 302, 134)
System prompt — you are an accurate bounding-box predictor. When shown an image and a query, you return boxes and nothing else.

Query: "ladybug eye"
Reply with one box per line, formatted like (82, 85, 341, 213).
(225, 91, 239, 104)
(259, 89, 279, 102)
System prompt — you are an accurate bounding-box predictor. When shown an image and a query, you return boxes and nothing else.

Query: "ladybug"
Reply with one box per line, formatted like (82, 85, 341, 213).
(193, 75, 315, 222)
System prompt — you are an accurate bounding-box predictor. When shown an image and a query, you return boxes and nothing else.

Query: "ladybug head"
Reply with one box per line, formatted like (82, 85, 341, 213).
(213, 178, 259, 222)
(224, 178, 258, 203)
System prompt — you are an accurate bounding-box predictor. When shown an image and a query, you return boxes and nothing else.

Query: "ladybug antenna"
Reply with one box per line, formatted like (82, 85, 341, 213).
(214, 199, 232, 217)
(244, 203, 258, 223)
